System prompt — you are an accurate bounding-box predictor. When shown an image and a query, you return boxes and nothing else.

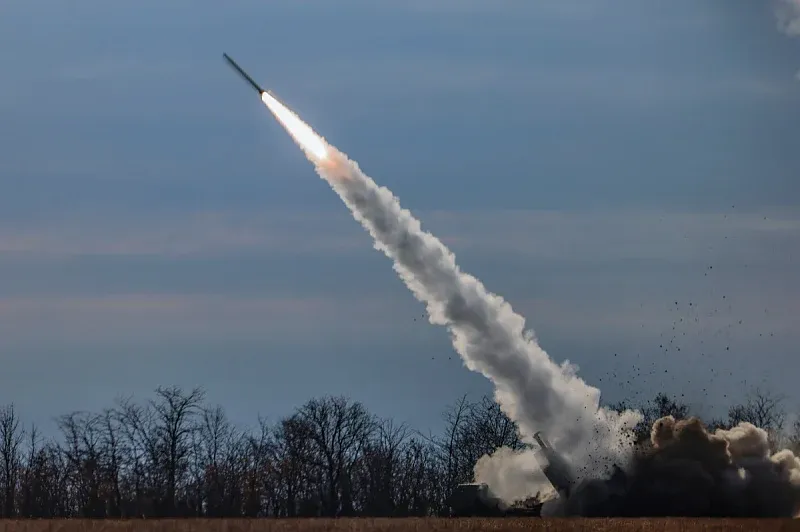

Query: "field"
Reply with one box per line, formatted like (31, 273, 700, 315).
(0, 519, 797, 532)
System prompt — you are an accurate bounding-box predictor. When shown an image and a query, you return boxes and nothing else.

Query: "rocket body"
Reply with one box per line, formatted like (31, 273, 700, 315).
(223, 53, 266, 95)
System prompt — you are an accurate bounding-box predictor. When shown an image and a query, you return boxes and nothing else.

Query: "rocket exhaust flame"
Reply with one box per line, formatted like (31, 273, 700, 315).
(261, 92, 328, 161)
(221, 54, 328, 160)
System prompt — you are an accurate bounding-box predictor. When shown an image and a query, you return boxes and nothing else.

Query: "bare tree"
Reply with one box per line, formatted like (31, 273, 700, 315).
(98, 409, 123, 516)
(295, 396, 376, 516)
(150, 386, 205, 515)
(462, 395, 523, 457)
(0, 404, 24, 517)
(271, 413, 317, 516)
(4, 386, 790, 518)
(193, 405, 245, 516)
(726, 388, 787, 451)
(115, 395, 161, 516)
(17, 425, 67, 517)
(241, 417, 273, 517)
(727, 388, 786, 431)
(355, 418, 409, 515)
(17, 425, 38, 517)
(57, 412, 105, 516)
(393, 437, 442, 516)
(422, 393, 523, 496)
(423, 394, 473, 490)
(788, 417, 800, 454)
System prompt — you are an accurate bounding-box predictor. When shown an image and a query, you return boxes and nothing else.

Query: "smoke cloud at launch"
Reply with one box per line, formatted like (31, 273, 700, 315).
(473, 446, 554, 503)
(543, 417, 800, 517)
(260, 93, 799, 517)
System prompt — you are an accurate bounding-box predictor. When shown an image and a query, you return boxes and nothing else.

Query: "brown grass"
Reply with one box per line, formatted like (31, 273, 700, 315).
(0, 519, 797, 532)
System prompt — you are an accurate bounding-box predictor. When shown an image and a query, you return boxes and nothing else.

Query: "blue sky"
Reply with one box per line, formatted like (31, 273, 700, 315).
(1, 0, 799, 436)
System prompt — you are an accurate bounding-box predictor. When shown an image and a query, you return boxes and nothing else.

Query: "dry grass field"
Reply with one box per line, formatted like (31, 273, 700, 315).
(0, 519, 797, 532)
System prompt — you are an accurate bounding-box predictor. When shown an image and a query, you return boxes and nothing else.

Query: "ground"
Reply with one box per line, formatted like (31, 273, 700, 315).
(0, 519, 796, 532)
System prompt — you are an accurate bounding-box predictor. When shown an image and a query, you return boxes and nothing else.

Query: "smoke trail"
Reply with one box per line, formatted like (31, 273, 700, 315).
(261, 93, 642, 490)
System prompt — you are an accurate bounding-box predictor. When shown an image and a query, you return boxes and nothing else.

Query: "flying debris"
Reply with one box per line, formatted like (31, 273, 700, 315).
(223, 53, 266, 95)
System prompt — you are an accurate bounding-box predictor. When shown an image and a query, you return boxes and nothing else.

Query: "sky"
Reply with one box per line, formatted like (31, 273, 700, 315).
(1, 0, 799, 437)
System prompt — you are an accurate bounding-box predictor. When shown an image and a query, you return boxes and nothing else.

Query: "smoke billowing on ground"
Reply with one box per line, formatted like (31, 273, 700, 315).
(259, 91, 799, 519)
(542, 416, 800, 517)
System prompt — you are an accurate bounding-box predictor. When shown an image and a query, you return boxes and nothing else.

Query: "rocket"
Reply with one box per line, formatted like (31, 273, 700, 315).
(225, 53, 329, 160)
(223, 53, 266, 95)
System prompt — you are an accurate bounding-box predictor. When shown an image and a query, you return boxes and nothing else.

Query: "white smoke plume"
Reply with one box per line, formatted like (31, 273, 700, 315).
(319, 150, 644, 485)
(260, 94, 642, 497)
(776, 0, 800, 36)
(473, 446, 555, 503)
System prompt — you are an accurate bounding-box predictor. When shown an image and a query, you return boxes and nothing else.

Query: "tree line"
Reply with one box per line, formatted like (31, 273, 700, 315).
(0, 387, 796, 518)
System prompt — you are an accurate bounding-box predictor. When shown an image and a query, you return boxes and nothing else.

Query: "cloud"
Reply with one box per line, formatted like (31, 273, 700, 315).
(1, 207, 797, 330)
(1, 205, 797, 418)
(1, 207, 798, 265)
(0, 294, 340, 316)
(2, 206, 797, 350)
(776, 0, 800, 35)
(0, 210, 365, 258)
(424, 208, 800, 265)
(0, 292, 404, 348)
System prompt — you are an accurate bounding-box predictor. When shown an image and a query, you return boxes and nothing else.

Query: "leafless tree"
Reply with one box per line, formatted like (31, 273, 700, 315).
(423, 394, 524, 492)
(727, 388, 786, 431)
(150, 386, 205, 515)
(393, 437, 442, 516)
(241, 417, 273, 517)
(354, 418, 409, 515)
(193, 404, 245, 516)
(271, 413, 318, 516)
(726, 388, 786, 450)
(112, 387, 204, 516)
(17, 425, 38, 517)
(98, 409, 123, 516)
(788, 417, 800, 454)
(57, 411, 105, 516)
(0, 404, 24, 517)
(423, 394, 472, 489)
(115, 395, 160, 516)
(462, 395, 523, 457)
(5, 386, 790, 518)
(295, 396, 376, 516)
(17, 425, 67, 517)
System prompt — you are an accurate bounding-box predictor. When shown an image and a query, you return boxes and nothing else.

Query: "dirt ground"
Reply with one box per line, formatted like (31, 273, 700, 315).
(0, 519, 797, 532)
